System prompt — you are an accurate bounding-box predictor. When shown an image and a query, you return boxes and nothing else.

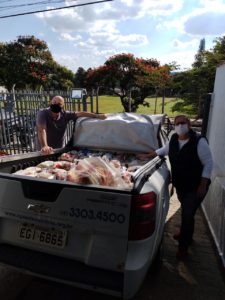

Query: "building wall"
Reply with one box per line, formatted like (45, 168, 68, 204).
(207, 63, 225, 175)
(202, 63, 225, 266)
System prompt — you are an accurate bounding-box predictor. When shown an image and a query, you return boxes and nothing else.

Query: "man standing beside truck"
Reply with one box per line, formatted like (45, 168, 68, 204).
(36, 95, 106, 154)
(137, 115, 213, 260)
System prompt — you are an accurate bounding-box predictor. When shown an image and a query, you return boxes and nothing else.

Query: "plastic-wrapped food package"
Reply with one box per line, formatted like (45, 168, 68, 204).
(67, 157, 132, 188)
(13, 166, 42, 177)
(67, 158, 113, 186)
(53, 161, 74, 171)
(13, 151, 135, 188)
(109, 159, 121, 169)
(66, 167, 81, 184)
(58, 152, 77, 162)
(37, 170, 55, 180)
(52, 168, 68, 180)
(37, 161, 54, 169)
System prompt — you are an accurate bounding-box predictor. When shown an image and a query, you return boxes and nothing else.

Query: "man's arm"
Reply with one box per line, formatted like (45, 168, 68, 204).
(136, 143, 169, 160)
(197, 138, 213, 178)
(37, 125, 53, 154)
(197, 177, 211, 199)
(36, 110, 53, 154)
(75, 112, 107, 119)
(136, 150, 157, 160)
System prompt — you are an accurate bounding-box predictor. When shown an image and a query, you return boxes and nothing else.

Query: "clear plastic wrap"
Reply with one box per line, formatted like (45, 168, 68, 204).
(13, 151, 135, 189)
(67, 157, 132, 188)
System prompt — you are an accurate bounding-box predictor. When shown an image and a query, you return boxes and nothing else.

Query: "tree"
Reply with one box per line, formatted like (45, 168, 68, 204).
(86, 53, 171, 112)
(0, 35, 74, 91)
(171, 69, 210, 116)
(193, 38, 206, 68)
(47, 64, 74, 90)
(212, 36, 225, 55)
(73, 67, 87, 88)
(172, 36, 225, 117)
(134, 60, 172, 113)
(0, 36, 53, 90)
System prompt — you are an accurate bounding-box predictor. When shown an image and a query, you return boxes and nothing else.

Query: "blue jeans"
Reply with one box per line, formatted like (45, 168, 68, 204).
(176, 190, 204, 250)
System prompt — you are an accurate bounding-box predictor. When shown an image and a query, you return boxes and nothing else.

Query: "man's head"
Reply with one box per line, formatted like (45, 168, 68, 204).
(50, 96, 64, 117)
(174, 115, 191, 137)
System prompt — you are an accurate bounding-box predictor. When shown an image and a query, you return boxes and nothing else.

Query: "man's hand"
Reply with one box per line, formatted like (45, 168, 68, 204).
(197, 178, 210, 199)
(41, 145, 53, 154)
(96, 113, 107, 120)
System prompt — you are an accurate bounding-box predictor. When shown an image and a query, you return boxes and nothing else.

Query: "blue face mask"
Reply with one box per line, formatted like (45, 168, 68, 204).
(175, 124, 189, 135)
(50, 104, 62, 113)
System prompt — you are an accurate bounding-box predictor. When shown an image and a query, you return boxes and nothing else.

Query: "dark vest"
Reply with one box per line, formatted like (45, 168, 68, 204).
(168, 130, 203, 192)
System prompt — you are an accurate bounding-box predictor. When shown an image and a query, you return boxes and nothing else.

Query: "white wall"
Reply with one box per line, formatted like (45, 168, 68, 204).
(203, 63, 225, 266)
(207, 63, 225, 176)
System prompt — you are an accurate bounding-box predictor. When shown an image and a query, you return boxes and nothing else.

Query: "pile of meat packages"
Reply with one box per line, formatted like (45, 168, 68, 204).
(13, 151, 145, 189)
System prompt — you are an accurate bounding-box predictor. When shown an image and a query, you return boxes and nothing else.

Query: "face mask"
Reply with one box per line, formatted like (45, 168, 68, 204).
(175, 124, 189, 136)
(50, 103, 62, 113)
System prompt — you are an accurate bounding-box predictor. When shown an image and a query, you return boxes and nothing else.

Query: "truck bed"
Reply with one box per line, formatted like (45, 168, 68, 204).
(0, 147, 164, 194)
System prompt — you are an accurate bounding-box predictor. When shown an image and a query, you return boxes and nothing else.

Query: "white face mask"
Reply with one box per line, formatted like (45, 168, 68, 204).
(175, 124, 189, 136)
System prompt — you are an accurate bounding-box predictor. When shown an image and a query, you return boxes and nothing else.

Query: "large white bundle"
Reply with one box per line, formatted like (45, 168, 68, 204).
(73, 113, 164, 152)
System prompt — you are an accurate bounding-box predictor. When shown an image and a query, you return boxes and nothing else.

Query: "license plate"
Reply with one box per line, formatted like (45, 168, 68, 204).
(18, 223, 67, 248)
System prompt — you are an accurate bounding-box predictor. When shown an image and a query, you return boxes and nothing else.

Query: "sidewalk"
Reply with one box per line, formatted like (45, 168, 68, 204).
(136, 192, 225, 300)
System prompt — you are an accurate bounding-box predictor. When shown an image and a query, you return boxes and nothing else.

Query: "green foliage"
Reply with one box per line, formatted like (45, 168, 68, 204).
(0, 35, 74, 91)
(48, 64, 74, 90)
(212, 36, 225, 55)
(0, 36, 52, 90)
(172, 36, 225, 117)
(3, 33, 225, 113)
(73, 67, 87, 88)
(86, 53, 172, 112)
(172, 68, 212, 116)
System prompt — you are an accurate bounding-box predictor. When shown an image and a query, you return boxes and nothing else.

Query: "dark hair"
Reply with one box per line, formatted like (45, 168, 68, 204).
(174, 115, 191, 126)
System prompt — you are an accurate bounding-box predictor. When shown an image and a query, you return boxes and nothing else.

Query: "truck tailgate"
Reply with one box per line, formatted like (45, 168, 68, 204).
(0, 176, 131, 272)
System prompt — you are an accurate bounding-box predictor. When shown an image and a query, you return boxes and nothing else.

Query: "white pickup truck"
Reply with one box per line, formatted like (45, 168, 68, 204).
(0, 113, 170, 299)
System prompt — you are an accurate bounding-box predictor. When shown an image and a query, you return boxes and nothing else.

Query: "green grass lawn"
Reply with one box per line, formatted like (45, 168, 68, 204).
(93, 95, 188, 117)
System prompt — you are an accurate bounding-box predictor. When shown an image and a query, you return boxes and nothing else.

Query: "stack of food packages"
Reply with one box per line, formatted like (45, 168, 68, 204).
(13, 150, 147, 189)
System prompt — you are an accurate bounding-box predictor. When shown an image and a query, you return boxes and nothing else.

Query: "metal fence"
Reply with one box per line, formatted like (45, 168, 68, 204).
(0, 91, 94, 155)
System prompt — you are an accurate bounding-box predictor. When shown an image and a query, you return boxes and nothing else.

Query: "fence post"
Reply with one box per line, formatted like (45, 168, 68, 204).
(96, 87, 99, 114)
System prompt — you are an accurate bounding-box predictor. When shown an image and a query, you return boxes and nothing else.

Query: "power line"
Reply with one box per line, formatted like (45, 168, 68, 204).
(0, 1, 69, 12)
(0, 1, 63, 8)
(0, 0, 113, 19)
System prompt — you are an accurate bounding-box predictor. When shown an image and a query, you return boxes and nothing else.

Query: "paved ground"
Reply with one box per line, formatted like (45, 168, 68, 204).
(0, 192, 225, 300)
(135, 192, 225, 300)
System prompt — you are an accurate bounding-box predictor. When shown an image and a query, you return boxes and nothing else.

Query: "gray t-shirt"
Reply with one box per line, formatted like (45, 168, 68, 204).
(36, 108, 77, 149)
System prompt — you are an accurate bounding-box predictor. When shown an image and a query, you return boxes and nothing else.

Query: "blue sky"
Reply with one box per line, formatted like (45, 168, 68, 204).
(1, 0, 225, 72)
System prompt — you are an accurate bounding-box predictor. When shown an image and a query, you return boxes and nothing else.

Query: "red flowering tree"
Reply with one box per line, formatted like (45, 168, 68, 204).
(86, 53, 172, 112)
(0, 36, 52, 90)
(0, 35, 74, 91)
